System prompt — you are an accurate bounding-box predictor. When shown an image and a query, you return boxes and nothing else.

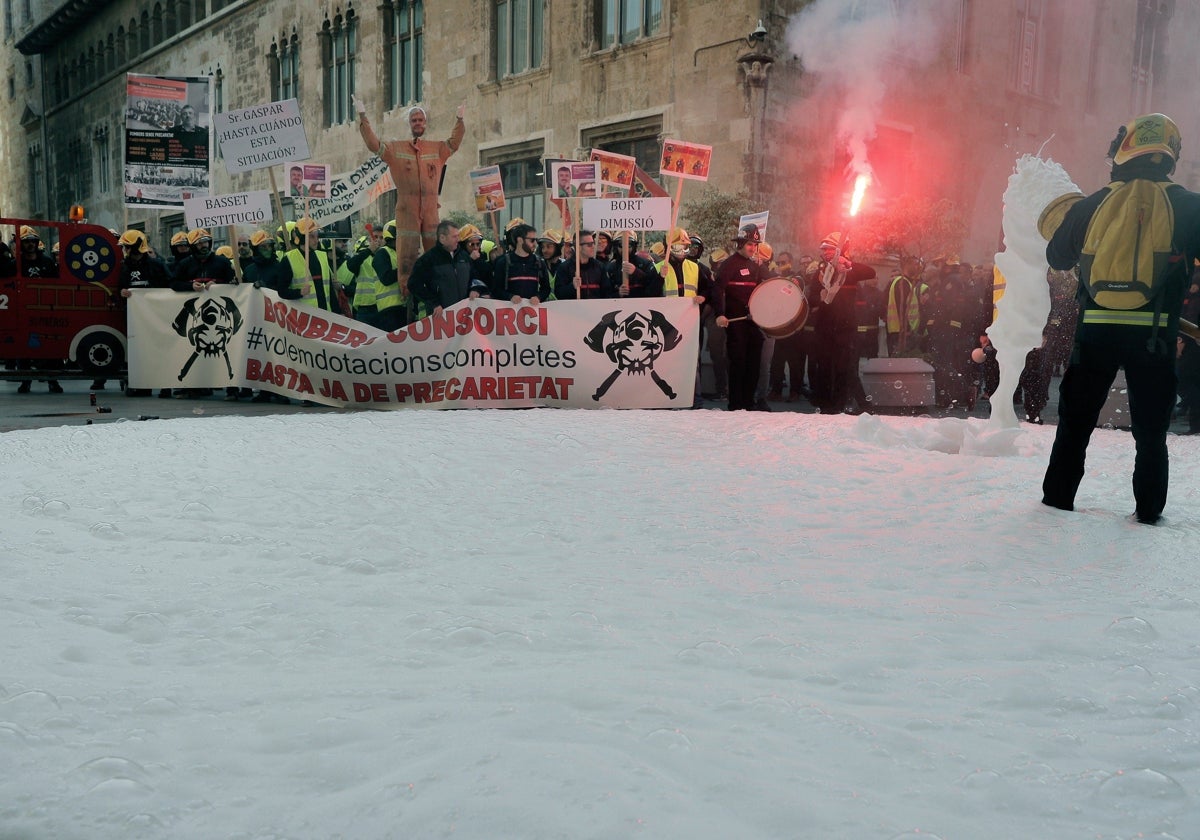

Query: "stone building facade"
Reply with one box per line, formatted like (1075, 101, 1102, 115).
(2, 0, 1199, 264)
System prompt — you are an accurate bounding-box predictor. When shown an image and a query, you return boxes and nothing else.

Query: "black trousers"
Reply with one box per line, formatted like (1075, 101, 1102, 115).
(1042, 331, 1176, 518)
(725, 321, 764, 410)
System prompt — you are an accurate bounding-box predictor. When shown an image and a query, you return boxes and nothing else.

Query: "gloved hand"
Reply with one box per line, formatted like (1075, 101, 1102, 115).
(352, 94, 366, 116)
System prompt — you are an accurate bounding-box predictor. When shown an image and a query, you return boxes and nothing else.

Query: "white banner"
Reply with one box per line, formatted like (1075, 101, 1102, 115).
(581, 197, 672, 232)
(307, 157, 396, 225)
(127, 288, 700, 409)
(738, 210, 770, 243)
(183, 190, 272, 230)
(215, 99, 310, 174)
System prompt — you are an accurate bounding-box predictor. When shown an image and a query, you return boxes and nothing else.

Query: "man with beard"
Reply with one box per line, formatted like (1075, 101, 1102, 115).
(492, 223, 551, 303)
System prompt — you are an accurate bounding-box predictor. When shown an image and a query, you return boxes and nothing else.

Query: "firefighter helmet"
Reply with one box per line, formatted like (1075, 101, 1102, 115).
(249, 229, 273, 247)
(118, 229, 150, 254)
(187, 228, 212, 245)
(170, 231, 189, 248)
(1110, 113, 1182, 166)
(735, 224, 762, 245)
(383, 220, 396, 241)
(19, 225, 41, 242)
(215, 245, 235, 259)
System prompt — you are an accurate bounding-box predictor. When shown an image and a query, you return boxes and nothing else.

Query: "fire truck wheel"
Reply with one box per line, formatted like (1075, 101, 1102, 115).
(76, 332, 125, 376)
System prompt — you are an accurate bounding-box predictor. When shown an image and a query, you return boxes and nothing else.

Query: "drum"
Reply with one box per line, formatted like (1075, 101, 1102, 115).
(747, 277, 809, 339)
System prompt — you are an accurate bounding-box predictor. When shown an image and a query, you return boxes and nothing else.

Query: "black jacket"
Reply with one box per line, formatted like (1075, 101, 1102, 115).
(410, 244, 472, 309)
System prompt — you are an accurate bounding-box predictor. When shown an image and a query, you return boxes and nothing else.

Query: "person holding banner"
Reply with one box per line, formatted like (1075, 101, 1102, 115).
(553, 230, 612, 300)
(410, 220, 475, 317)
(281, 218, 345, 316)
(372, 220, 409, 332)
(493, 224, 551, 303)
(355, 99, 466, 264)
(454, 224, 493, 299)
(604, 232, 661, 298)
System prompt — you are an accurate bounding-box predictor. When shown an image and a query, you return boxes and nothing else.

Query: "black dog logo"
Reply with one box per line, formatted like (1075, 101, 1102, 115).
(171, 296, 244, 381)
(583, 310, 683, 401)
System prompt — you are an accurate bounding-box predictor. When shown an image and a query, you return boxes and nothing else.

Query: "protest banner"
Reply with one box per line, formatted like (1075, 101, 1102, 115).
(124, 74, 213, 209)
(127, 289, 699, 410)
(214, 99, 310, 174)
(183, 191, 273, 231)
(306, 157, 395, 226)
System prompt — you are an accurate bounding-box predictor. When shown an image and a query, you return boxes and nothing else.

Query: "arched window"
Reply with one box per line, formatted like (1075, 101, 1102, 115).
(194, 0, 205, 22)
(117, 26, 127, 65)
(385, 0, 423, 106)
(140, 11, 151, 52)
(152, 4, 164, 44)
(106, 33, 115, 73)
(127, 19, 138, 60)
(321, 10, 358, 126)
(178, 0, 192, 30)
(164, 0, 178, 38)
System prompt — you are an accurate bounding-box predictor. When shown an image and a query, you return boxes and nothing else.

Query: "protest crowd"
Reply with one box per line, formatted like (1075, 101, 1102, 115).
(6, 101, 1200, 428)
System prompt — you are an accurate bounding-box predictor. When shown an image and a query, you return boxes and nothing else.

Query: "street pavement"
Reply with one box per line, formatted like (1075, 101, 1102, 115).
(1, 370, 1192, 434)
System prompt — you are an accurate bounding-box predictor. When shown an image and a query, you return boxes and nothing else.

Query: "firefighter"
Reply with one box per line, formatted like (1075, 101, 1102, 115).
(14, 226, 63, 394)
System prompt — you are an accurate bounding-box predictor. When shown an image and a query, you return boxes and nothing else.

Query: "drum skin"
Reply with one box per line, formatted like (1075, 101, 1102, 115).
(747, 277, 809, 339)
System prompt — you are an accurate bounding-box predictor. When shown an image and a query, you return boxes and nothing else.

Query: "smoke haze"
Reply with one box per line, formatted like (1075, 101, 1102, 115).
(786, 0, 947, 179)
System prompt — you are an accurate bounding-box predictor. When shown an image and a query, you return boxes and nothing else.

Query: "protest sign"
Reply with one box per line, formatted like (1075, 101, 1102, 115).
(589, 149, 637, 191)
(660, 139, 713, 181)
(581, 197, 672, 232)
(215, 99, 310, 174)
(738, 210, 770, 243)
(183, 191, 272, 230)
(124, 74, 213, 209)
(470, 165, 506, 212)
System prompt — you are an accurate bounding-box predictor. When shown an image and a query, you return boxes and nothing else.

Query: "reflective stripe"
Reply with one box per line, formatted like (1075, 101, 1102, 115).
(285, 249, 332, 309)
(1081, 309, 1169, 327)
(657, 258, 700, 297)
(351, 255, 379, 308)
(375, 246, 402, 311)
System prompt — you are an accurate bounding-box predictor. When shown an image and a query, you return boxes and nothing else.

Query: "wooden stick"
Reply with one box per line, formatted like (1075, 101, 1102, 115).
(267, 168, 287, 232)
(226, 224, 243, 283)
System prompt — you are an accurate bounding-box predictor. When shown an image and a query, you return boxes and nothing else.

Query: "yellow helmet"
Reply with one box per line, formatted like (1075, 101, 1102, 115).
(504, 217, 527, 233)
(354, 235, 371, 253)
(649, 241, 665, 258)
(19, 225, 40, 242)
(170, 231, 190, 247)
(666, 226, 690, 247)
(215, 245, 235, 259)
(758, 242, 774, 261)
(1111, 113, 1182, 165)
(383, 220, 396, 241)
(118, 229, 150, 254)
(187, 228, 212, 245)
(249, 229, 273, 247)
(295, 217, 318, 235)
(538, 228, 563, 245)
(458, 223, 482, 241)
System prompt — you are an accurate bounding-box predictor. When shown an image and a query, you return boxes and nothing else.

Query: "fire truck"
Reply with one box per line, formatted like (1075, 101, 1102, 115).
(0, 217, 127, 380)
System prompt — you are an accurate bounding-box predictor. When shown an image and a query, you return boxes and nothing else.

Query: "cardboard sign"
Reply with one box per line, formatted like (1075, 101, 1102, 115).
(215, 99, 310, 174)
(183, 190, 273, 230)
(581, 197, 672, 232)
(660, 139, 712, 181)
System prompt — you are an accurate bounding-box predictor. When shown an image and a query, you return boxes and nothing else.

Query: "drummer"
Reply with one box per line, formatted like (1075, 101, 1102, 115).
(714, 224, 769, 411)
